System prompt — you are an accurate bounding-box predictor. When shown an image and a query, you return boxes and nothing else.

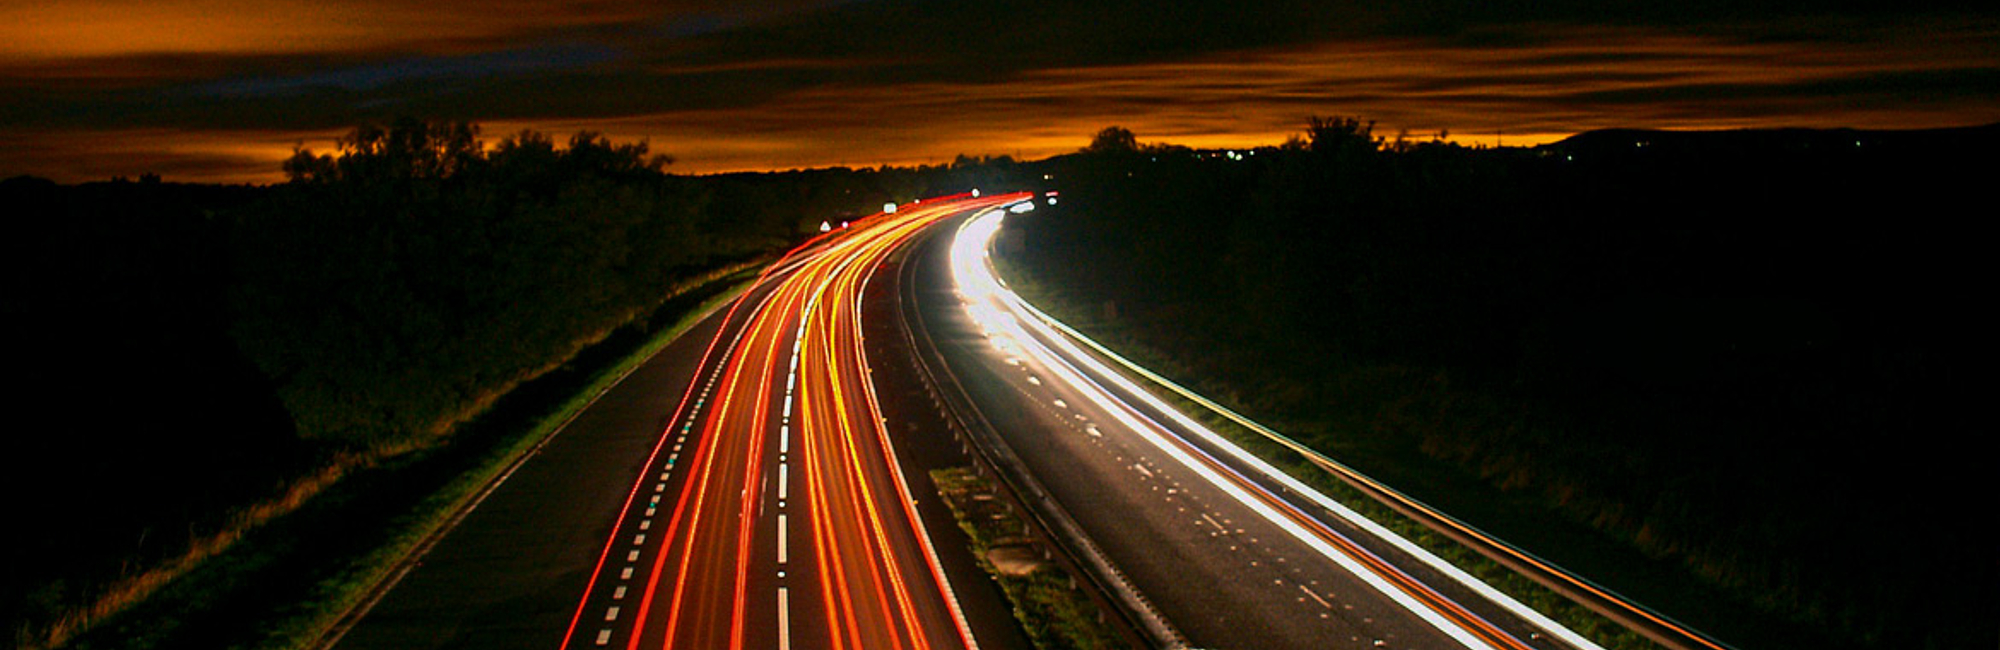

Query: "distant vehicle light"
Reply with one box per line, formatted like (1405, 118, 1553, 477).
(1047, 197, 1058, 205)
(819, 220, 832, 232)
(972, 188, 981, 197)
(883, 202, 897, 214)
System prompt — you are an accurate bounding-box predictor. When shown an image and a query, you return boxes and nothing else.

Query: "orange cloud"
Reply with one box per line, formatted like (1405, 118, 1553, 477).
(4, 19, 1994, 183)
(517, 21, 2000, 174)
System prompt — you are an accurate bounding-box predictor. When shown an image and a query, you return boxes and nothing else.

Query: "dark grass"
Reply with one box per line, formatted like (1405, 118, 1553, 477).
(57, 268, 758, 650)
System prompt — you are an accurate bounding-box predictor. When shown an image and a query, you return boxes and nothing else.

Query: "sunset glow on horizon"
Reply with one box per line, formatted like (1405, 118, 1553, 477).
(4, 1, 1995, 183)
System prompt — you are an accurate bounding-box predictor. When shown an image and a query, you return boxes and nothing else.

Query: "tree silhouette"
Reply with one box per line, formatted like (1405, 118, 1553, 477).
(1084, 126, 1140, 154)
(1304, 115, 1381, 159)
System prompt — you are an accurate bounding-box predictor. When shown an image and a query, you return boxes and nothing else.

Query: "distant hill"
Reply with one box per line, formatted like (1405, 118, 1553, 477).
(1544, 123, 2000, 160)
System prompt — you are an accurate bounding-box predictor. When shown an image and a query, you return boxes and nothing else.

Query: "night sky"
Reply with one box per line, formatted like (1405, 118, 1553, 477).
(4, 0, 1996, 183)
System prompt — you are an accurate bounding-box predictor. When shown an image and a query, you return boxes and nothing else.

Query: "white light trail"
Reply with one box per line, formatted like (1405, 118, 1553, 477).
(948, 207, 1604, 650)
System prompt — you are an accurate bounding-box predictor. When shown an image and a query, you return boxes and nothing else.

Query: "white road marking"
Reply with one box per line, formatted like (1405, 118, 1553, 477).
(778, 587, 792, 650)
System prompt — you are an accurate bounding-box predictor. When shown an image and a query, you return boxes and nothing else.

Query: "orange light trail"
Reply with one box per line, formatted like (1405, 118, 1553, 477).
(563, 191, 1026, 650)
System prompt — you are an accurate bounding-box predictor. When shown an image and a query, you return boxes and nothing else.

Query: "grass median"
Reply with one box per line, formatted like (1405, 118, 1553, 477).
(929, 467, 1123, 650)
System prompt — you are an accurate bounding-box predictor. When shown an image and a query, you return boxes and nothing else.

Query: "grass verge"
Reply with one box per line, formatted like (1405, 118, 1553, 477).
(929, 468, 1123, 650)
(55, 264, 761, 650)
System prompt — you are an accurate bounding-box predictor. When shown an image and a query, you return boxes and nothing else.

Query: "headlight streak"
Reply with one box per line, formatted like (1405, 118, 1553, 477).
(1006, 294, 1635, 650)
(989, 225, 1724, 650)
(947, 209, 1602, 650)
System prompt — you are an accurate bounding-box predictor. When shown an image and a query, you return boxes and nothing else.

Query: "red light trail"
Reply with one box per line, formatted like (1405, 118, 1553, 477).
(560, 192, 1028, 650)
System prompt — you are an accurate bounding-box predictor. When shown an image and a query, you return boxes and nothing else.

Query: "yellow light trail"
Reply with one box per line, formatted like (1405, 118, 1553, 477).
(563, 191, 1026, 650)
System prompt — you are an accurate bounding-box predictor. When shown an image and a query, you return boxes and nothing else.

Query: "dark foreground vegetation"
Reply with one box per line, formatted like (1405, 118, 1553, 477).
(1005, 122, 1993, 649)
(0, 119, 1008, 649)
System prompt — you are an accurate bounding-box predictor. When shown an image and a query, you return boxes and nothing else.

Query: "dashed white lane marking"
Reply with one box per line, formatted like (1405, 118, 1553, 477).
(1201, 512, 1228, 534)
(604, 606, 619, 621)
(595, 629, 611, 645)
(1133, 463, 1154, 478)
(1052, 398, 1068, 409)
(612, 585, 626, 599)
(779, 463, 789, 499)
(778, 587, 792, 650)
(633, 534, 646, 545)
(626, 550, 640, 562)
(778, 514, 790, 564)
(620, 567, 633, 579)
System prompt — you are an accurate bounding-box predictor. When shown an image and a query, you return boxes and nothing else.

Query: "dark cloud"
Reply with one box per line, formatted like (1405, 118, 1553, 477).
(3, 0, 1996, 182)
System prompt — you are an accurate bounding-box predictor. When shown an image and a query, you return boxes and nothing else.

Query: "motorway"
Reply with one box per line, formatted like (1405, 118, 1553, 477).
(901, 206, 1609, 650)
(334, 191, 1632, 650)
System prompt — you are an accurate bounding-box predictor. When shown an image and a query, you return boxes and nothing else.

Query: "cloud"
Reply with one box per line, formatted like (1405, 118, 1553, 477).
(2, 0, 1996, 182)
